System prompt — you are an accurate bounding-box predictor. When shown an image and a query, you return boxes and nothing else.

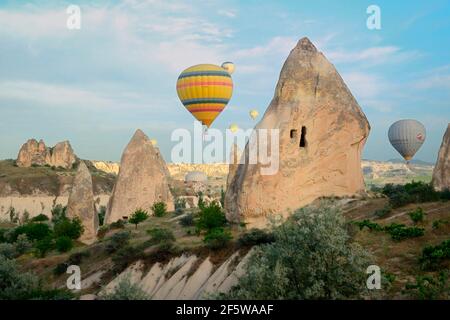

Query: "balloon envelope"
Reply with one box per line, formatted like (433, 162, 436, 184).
(176, 64, 233, 128)
(229, 123, 239, 133)
(249, 109, 259, 120)
(388, 119, 426, 161)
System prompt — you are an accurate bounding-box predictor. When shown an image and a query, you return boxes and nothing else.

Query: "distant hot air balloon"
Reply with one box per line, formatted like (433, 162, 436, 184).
(150, 139, 158, 146)
(176, 64, 233, 128)
(221, 61, 235, 74)
(388, 119, 426, 163)
(249, 109, 259, 120)
(229, 123, 239, 133)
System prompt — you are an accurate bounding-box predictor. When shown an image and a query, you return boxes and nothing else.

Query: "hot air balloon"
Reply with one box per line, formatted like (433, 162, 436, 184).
(176, 64, 233, 128)
(150, 139, 158, 146)
(221, 61, 235, 74)
(388, 119, 426, 163)
(249, 109, 259, 120)
(229, 123, 239, 133)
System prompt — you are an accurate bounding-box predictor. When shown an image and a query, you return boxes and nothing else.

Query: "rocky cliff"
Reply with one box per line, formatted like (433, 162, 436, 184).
(16, 139, 77, 169)
(432, 124, 450, 191)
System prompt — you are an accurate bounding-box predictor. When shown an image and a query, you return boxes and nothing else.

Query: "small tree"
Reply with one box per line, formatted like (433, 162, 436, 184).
(196, 201, 226, 232)
(151, 202, 167, 217)
(409, 207, 425, 224)
(204, 228, 232, 250)
(54, 217, 84, 240)
(55, 236, 73, 253)
(129, 209, 149, 229)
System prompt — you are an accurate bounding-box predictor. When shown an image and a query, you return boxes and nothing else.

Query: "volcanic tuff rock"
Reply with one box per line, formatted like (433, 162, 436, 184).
(225, 37, 370, 228)
(432, 124, 450, 191)
(16, 139, 77, 169)
(226, 143, 241, 189)
(104, 129, 174, 224)
(66, 161, 98, 244)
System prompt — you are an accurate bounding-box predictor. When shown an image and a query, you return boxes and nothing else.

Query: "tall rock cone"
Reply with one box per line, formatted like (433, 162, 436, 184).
(225, 37, 370, 228)
(432, 124, 450, 191)
(105, 129, 174, 224)
(226, 143, 242, 189)
(67, 161, 98, 244)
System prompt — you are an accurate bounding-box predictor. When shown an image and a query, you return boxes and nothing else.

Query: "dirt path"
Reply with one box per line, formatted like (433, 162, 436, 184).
(385, 203, 450, 221)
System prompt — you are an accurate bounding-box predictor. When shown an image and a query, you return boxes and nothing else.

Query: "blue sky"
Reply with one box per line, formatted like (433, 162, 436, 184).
(0, 0, 449, 163)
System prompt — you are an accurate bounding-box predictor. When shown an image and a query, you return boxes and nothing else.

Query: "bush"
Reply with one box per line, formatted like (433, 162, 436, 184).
(14, 234, 32, 255)
(128, 209, 149, 229)
(151, 202, 167, 217)
(11, 222, 52, 242)
(30, 214, 49, 222)
(51, 205, 67, 224)
(8, 207, 19, 224)
(373, 204, 392, 218)
(223, 203, 371, 299)
(409, 207, 425, 224)
(0, 228, 8, 243)
(197, 192, 205, 210)
(175, 207, 184, 216)
(106, 231, 131, 254)
(112, 245, 142, 273)
(98, 206, 106, 226)
(54, 217, 84, 240)
(353, 220, 383, 232)
(179, 213, 194, 227)
(34, 237, 54, 258)
(382, 182, 441, 208)
(404, 271, 450, 299)
(0, 243, 17, 259)
(0, 256, 73, 300)
(432, 219, 449, 230)
(420, 239, 450, 270)
(237, 229, 275, 247)
(55, 236, 73, 253)
(384, 223, 424, 241)
(204, 228, 232, 250)
(110, 219, 126, 229)
(147, 228, 175, 244)
(196, 202, 226, 232)
(100, 276, 148, 300)
(53, 251, 90, 275)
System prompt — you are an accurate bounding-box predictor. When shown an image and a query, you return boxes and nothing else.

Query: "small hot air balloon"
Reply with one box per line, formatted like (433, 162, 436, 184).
(150, 139, 158, 146)
(388, 119, 426, 163)
(221, 61, 235, 74)
(176, 64, 233, 128)
(229, 123, 239, 133)
(249, 109, 259, 120)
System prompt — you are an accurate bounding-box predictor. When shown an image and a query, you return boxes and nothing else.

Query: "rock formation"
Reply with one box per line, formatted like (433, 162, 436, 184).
(225, 37, 370, 228)
(16, 139, 77, 169)
(104, 129, 174, 224)
(226, 143, 241, 189)
(432, 124, 450, 191)
(66, 161, 98, 244)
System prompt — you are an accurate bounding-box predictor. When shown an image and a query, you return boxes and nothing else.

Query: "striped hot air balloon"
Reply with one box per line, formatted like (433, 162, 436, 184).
(176, 64, 233, 128)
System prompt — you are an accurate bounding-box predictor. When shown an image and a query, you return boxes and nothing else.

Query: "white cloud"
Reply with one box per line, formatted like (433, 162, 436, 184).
(414, 65, 450, 90)
(218, 9, 237, 18)
(235, 36, 296, 58)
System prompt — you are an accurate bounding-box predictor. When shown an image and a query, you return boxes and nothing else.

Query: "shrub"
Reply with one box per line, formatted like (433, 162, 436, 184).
(151, 202, 167, 217)
(11, 222, 52, 242)
(223, 203, 372, 299)
(0, 228, 8, 243)
(110, 219, 126, 229)
(237, 229, 275, 247)
(204, 228, 232, 250)
(53, 251, 90, 275)
(100, 276, 148, 300)
(14, 234, 32, 255)
(8, 207, 19, 224)
(382, 182, 441, 208)
(112, 245, 142, 273)
(353, 220, 383, 232)
(220, 187, 225, 208)
(128, 209, 149, 229)
(404, 271, 450, 299)
(409, 207, 425, 224)
(175, 207, 184, 216)
(179, 213, 194, 227)
(441, 188, 450, 201)
(147, 228, 175, 244)
(0, 243, 17, 259)
(432, 219, 449, 230)
(174, 198, 187, 210)
(420, 239, 450, 270)
(373, 204, 392, 218)
(30, 214, 49, 222)
(55, 236, 73, 253)
(105, 231, 131, 254)
(54, 217, 84, 240)
(34, 237, 54, 258)
(98, 206, 106, 226)
(196, 202, 226, 232)
(384, 223, 424, 241)
(51, 205, 67, 224)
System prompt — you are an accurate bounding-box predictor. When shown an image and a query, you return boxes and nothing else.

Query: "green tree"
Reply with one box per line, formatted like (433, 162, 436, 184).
(55, 236, 73, 253)
(34, 237, 54, 258)
(204, 228, 232, 250)
(129, 209, 149, 229)
(54, 217, 84, 240)
(223, 203, 371, 299)
(196, 201, 226, 232)
(151, 202, 167, 217)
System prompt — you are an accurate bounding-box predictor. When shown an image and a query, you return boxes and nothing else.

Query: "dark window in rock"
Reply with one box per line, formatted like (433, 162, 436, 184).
(290, 129, 297, 139)
(300, 126, 307, 148)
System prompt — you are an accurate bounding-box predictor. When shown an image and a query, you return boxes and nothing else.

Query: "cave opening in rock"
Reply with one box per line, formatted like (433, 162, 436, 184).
(300, 126, 307, 148)
(290, 129, 297, 139)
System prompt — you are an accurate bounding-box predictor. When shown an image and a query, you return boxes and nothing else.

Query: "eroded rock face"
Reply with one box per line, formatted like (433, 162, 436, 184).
(225, 37, 370, 228)
(432, 124, 450, 191)
(226, 143, 241, 189)
(16, 139, 77, 169)
(67, 161, 98, 244)
(104, 129, 174, 223)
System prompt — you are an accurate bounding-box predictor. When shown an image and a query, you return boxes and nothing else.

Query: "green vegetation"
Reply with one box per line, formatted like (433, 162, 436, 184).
(174, 197, 186, 210)
(147, 228, 175, 244)
(128, 209, 149, 229)
(353, 219, 424, 241)
(432, 219, 449, 230)
(54, 217, 84, 240)
(196, 201, 226, 232)
(404, 271, 450, 299)
(99, 277, 148, 300)
(106, 231, 131, 254)
(34, 237, 54, 258)
(179, 213, 194, 227)
(409, 207, 425, 224)
(237, 229, 275, 247)
(51, 204, 67, 224)
(381, 181, 448, 208)
(151, 202, 167, 217)
(420, 239, 450, 271)
(203, 228, 232, 250)
(30, 214, 49, 222)
(53, 251, 90, 275)
(98, 205, 106, 226)
(55, 236, 73, 253)
(353, 220, 383, 232)
(10, 222, 52, 242)
(373, 204, 392, 218)
(224, 203, 371, 299)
